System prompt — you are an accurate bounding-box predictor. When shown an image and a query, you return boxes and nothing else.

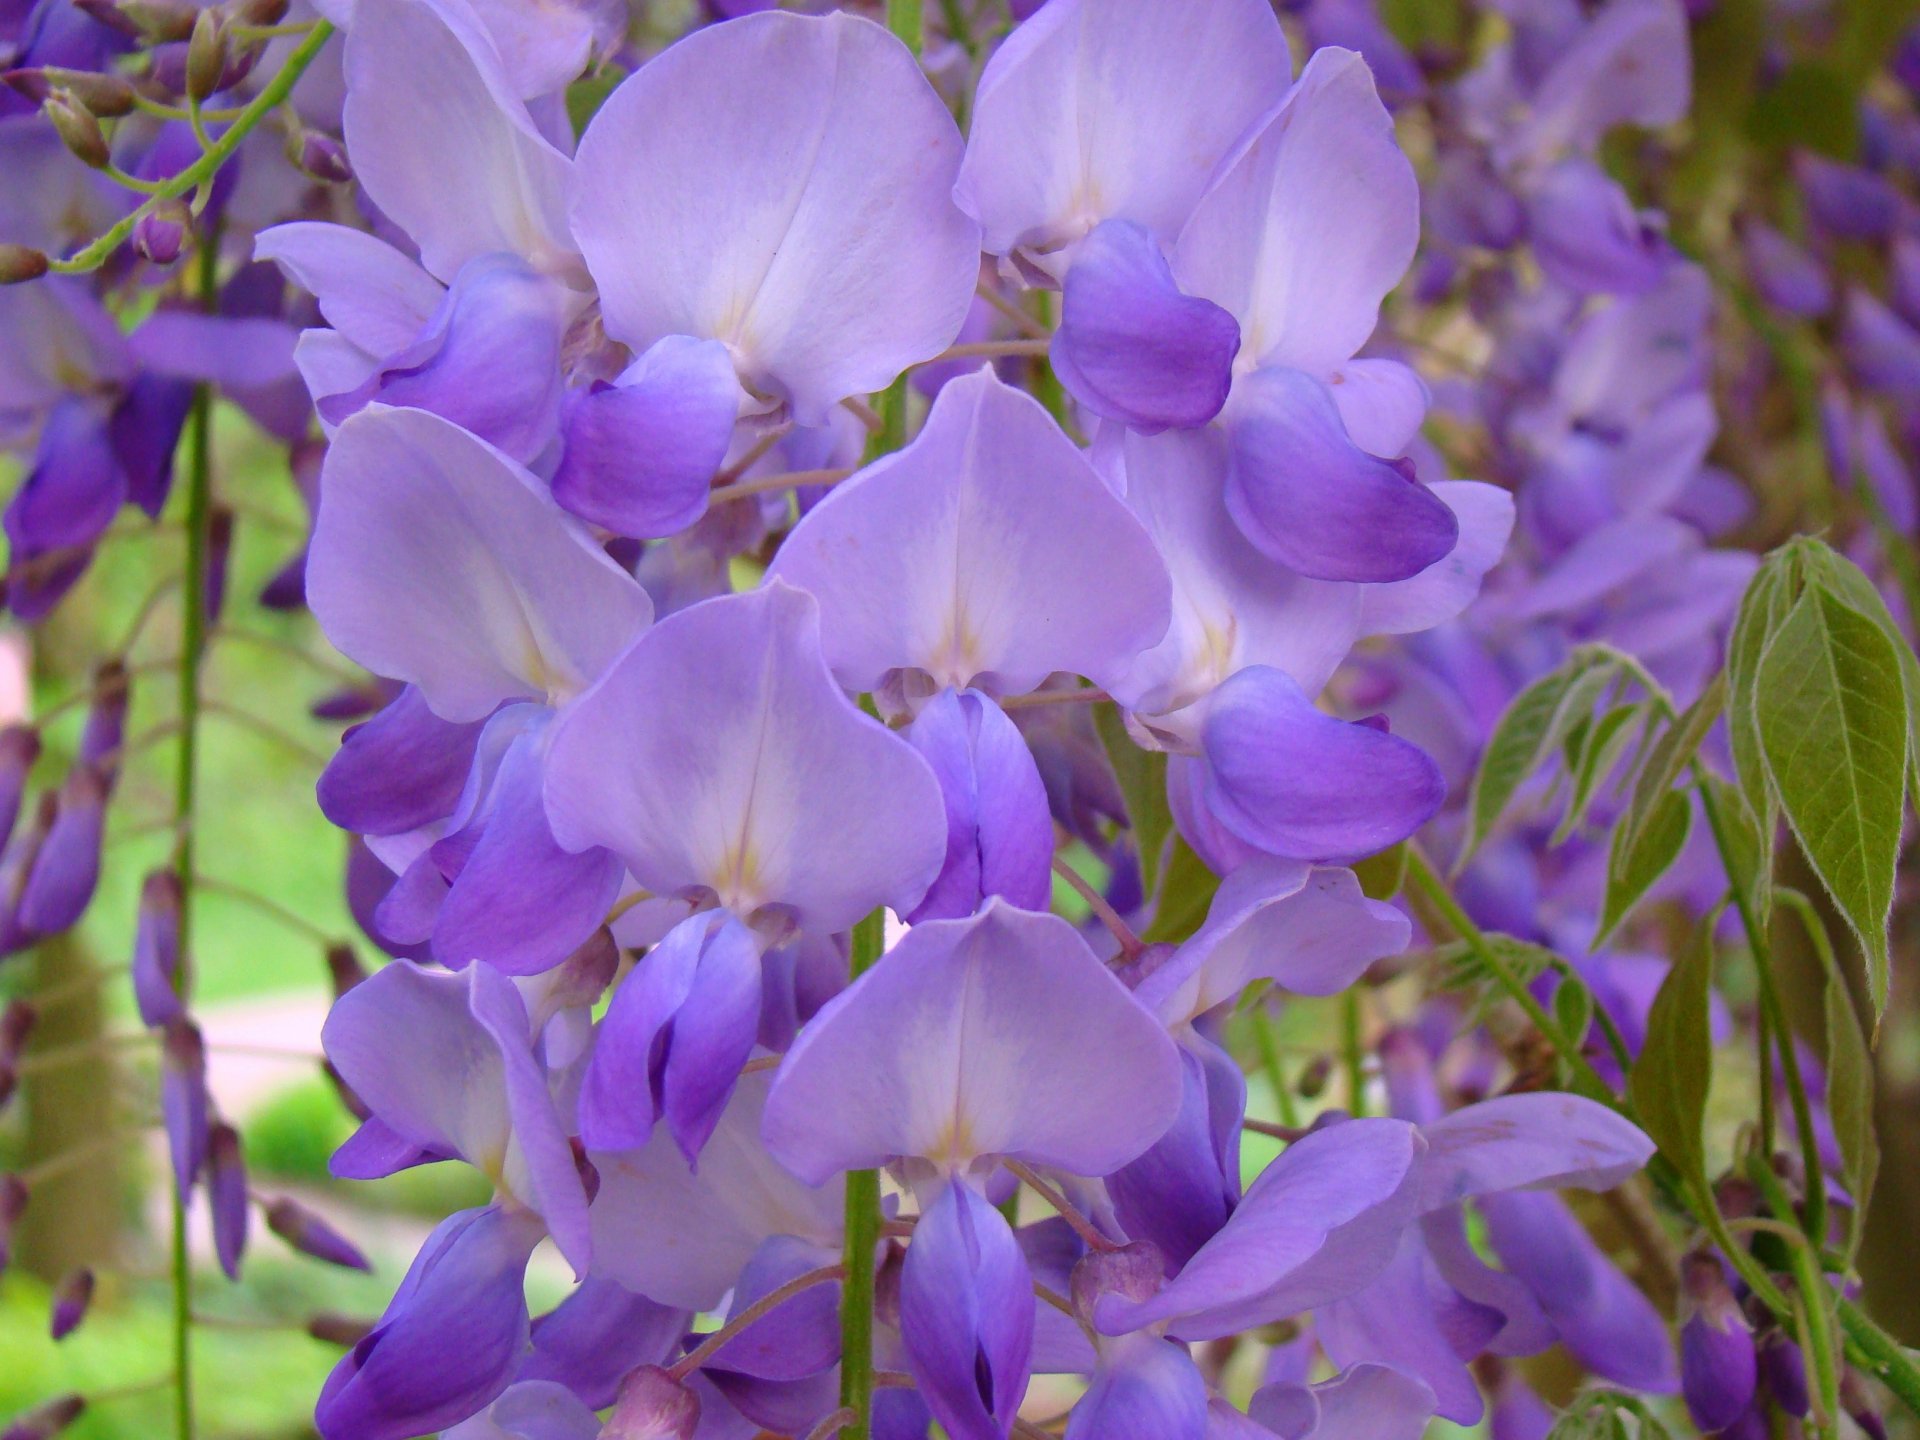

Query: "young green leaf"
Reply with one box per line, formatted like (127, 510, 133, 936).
(1354, 840, 1408, 901)
(1623, 672, 1726, 849)
(1626, 911, 1717, 1185)
(1802, 541, 1920, 810)
(1725, 556, 1794, 890)
(1552, 701, 1651, 845)
(1142, 834, 1219, 945)
(1596, 787, 1691, 946)
(1826, 967, 1879, 1261)
(1094, 701, 1174, 899)
(1755, 584, 1907, 1019)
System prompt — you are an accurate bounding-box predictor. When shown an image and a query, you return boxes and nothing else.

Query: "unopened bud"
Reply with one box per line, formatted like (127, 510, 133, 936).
(133, 203, 190, 266)
(1296, 1053, 1333, 1100)
(208, 1122, 248, 1280)
(307, 1311, 374, 1347)
(44, 91, 109, 169)
(294, 131, 352, 184)
(225, 0, 289, 21)
(1069, 1241, 1164, 1327)
(602, 1366, 700, 1440)
(48, 1268, 94, 1341)
(186, 10, 228, 104)
(82, 0, 197, 40)
(266, 1196, 371, 1271)
(324, 943, 367, 1000)
(0, 245, 48, 285)
(3, 67, 135, 117)
(0, 1393, 85, 1440)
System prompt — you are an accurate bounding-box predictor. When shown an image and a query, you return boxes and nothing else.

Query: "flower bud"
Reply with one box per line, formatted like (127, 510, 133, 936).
(1842, 1371, 1888, 1440)
(204, 505, 233, 626)
(48, 1267, 94, 1341)
(133, 870, 186, 1028)
(161, 1019, 209, 1197)
(44, 92, 108, 170)
(324, 943, 367, 1000)
(133, 204, 190, 266)
(0, 1173, 25, 1273)
(266, 1196, 371, 1271)
(77, 661, 128, 784)
(0, 245, 49, 285)
(307, 1311, 373, 1347)
(1680, 1253, 1756, 1433)
(294, 131, 352, 184)
(601, 1366, 700, 1440)
(16, 765, 107, 937)
(1069, 1240, 1164, 1327)
(186, 10, 228, 104)
(3, 67, 135, 117)
(225, 0, 289, 22)
(1758, 1332, 1809, 1417)
(81, 0, 197, 40)
(0, 1393, 84, 1440)
(208, 1122, 248, 1280)
(1296, 1053, 1333, 1099)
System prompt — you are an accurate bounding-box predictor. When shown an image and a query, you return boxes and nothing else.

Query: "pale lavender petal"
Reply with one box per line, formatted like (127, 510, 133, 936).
(572, 11, 978, 424)
(544, 583, 945, 934)
(904, 688, 1054, 923)
(1247, 1363, 1436, 1440)
(309, 405, 652, 723)
(1325, 358, 1429, 459)
(342, 0, 574, 280)
(1357, 482, 1515, 637)
(443, 1380, 601, 1440)
(1525, 160, 1670, 296)
(1416, 1093, 1653, 1211)
(1200, 666, 1445, 863)
(767, 368, 1173, 697)
(1507, 0, 1690, 161)
(253, 221, 445, 354)
(126, 311, 301, 391)
(524, 1277, 691, 1410)
(1173, 48, 1416, 376)
(954, 0, 1291, 257)
(1741, 219, 1831, 318)
(551, 335, 744, 539)
(900, 1178, 1035, 1440)
(1224, 367, 1458, 584)
(1064, 1332, 1208, 1440)
(1050, 219, 1239, 432)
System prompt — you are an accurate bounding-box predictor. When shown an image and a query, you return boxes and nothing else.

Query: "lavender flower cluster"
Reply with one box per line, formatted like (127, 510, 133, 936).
(0, 0, 1915, 1439)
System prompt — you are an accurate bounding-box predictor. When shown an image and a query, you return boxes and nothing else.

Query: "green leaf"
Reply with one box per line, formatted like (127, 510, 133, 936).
(1726, 557, 1795, 889)
(1801, 542, 1920, 811)
(1546, 1389, 1678, 1440)
(1432, 932, 1559, 1024)
(1627, 911, 1717, 1184)
(1554, 972, 1594, 1051)
(1142, 836, 1219, 945)
(1703, 771, 1771, 922)
(1354, 841, 1408, 901)
(1623, 671, 1725, 848)
(1826, 966, 1879, 1260)
(1462, 648, 1618, 863)
(1756, 584, 1907, 1018)
(566, 65, 627, 137)
(1596, 787, 1691, 946)
(1552, 701, 1650, 845)
(1093, 702, 1174, 899)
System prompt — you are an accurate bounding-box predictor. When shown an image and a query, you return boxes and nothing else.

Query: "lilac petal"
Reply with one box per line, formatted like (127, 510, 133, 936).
(443, 1380, 602, 1440)
(207, 1123, 249, 1282)
(132, 870, 186, 1029)
(1842, 290, 1920, 400)
(1064, 1333, 1208, 1440)
(1357, 482, 1514, 637)
(1135, 858, 1409, 1030)
(268, 1198, 375, 1270)
(1106, 428, 1363, 720)
(544, 583, 946, 934)
(572, 10, 978, 425)
(579, 911, 761, 1158)
(550, 335, 744, 539)
(1224, 367, 1458, 584)
(1325, 358, 1429, 459)
(1199, 665, 1445, 863)
(1247, 1363, 1436, 1440)
(309, 405, 652, 723)
(1420, 1207, 1556, 1357)
(1742, 220, 1832, 319)
(1797, 153, 1901, 243)
(524, 1277, 691, 1410)
(767, 367, 1173, 697)
(1856, 406, 1919, 533)
(706, 1233, 844, 1381)
(1525, 160, 1670, 296)
(588, 1070, 845, 1310)
(318, 253, 570, 467)
(110, 374, 195, 518)
(1682, 1309, 1757, 1432)
(432, 727, 624, 976)
(762, 899, 1183, 1182)
(341, 0, 573, 281)
(318, 685, 488, 836)
(315, 1204, 543, 1440)
(904, 689, 1054, 922)
(1315, 1230, 1501, 1424)
(458, 0, 623, 99)
(4, 399, 123, 558)
(1105, 1043, 1242, 1270)
(1094, 1119, 1420, 1340)
(126, 311, 299, 393)
(253, 222, 445, 355)
(1508, 0, 1689, 160)
(1051, 219, 1239, 432)
(1416, 1093, 1653, 1212)
(160, 1020, 209, 1199)
(954, 0, 1291, 258)
(1173, 48, 1416, 377)
(330, 1116, 448, 1181)
(1480, 1191, 1678, 1393)
(900, 1178, 1035, 1440)
(16, 763, 105, 936)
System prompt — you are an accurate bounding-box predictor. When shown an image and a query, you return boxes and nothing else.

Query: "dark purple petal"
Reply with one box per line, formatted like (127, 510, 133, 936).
(109, 373, 195, 518)
(1681, 1255, 1756, 1432)
(900, 1179, 1035, 1440)
(904, 689, 1054, 922)
(208, 1122, 248, 1281)
(330, 1115, 450, 1181)
(318, 685, 488, 837)
(524, 1277, 692, 1410)
(1051, 219, 1238, 433)
(161, 1019, 209, 1199)
(551, 335, 743, 539)
(268, 1196, 372, 1271)
(48, 1266, 93, 1341)
(15, 763, 105, 936)
(1106, 1043, 1242, 1271)
(315, 1204, 541, 1440)
(1199, 666, 1444, 863)
(1224, 367, 1457, 583)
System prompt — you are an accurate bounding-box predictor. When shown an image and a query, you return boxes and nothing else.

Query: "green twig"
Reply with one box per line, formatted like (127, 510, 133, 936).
(838, 908, 886, 1440)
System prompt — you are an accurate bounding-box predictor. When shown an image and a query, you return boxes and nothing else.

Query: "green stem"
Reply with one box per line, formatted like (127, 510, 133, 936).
(167, 224, 220, 1440)
(885, 0, 923, 55)
(1695, 771, 1827, 1248)
(49, 23, 334, 275)
(839, 909, 886, 1440)
(1341, 991, 1367, 1117)
(1840, 1297, 1920, 1416)
(1250, 1008, 1299, 1129)
(1748, 1157, 1841, 1434)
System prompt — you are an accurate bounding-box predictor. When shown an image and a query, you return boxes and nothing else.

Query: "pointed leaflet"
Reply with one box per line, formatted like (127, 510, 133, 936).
(1626, 911, 1716, 1186)
(1594, 788, 1691, 948)
(1724, 555, 1794, 910)
(1755, 584, 1907, 1018)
